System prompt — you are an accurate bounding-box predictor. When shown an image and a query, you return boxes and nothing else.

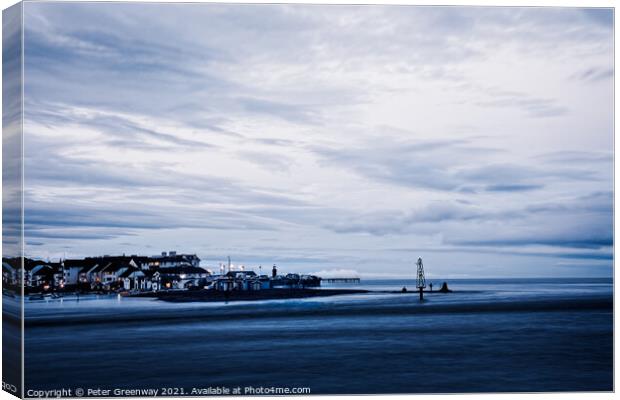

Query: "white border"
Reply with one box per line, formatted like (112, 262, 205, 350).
(0, 1, 616, 400)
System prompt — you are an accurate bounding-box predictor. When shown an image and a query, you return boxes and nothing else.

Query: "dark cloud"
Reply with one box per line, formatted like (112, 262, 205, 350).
(311, 137, 603, 193)
(390, 245, 612, 261)
(322, 201, 519, 236)
(310, 137, 475, 191)
(535, 150, 613, 164)
(581, 8, 614, 28)
(573, 67, 614, 82)
(456, 237, 613, 250)
(23, 204, 279, 237)
(25, 229, 129, 241)
(85, 114, 214, 148)
(237, 97, 323, 125)
(485, 184, 543, 192)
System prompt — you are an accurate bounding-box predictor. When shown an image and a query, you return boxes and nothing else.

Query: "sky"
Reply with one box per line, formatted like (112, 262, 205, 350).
(19, 3, 613, 278)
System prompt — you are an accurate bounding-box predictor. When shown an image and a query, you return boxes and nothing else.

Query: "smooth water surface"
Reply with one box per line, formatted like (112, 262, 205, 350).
(21, 278, 613, 394)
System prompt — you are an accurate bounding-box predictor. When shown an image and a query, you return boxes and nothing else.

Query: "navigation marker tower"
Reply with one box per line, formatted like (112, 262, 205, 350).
(416, 257, 426, 301)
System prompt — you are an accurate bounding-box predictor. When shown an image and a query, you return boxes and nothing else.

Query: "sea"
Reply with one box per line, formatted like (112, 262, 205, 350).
(8, 278, 614, 395)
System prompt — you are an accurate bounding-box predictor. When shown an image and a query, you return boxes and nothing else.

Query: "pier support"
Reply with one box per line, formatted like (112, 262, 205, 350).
(419, 287, 423, 301)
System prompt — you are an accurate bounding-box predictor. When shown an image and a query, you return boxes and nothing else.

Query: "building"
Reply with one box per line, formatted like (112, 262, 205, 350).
(79, 259, 135, 290)
(23, 259, 59, 290)
(212, 271, 271, 291)
(63, 259, 97, 285)
(151, 252, 201, 268)
(119, 267, 150, 291)
(153, 265, 209, 290)
(270, 273, 321, 288)
(8, 254, 321, 295)
(29, 265, 54, 290)
(2, 259, 19, 289)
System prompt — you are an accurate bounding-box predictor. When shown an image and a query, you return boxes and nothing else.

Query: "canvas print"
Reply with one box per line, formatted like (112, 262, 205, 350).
(2, 2, 614, 397)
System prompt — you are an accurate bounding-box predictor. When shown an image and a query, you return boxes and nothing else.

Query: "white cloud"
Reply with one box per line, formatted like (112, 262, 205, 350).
(20, 3, 613, 277)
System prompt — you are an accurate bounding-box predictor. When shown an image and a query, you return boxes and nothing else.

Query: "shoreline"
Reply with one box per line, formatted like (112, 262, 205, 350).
(19, 294, 612, 328)
(131, 288, 371, 302)
(131, 287, 456, 303)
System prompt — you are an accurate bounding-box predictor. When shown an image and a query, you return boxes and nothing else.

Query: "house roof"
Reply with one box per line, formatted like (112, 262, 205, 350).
(104, 262, 132, 273)
(64, 259, 98, 268)
(89, 263, 110, 274)
(2, 258, 21, 269)
(159, 265, 208, 275)
(2, 262, 16, 273)
(156, 254, 200, 263)
(83, 261, 131, 275)
(79, 264, 99, 275)
(142, 269, 157, 278)
(83, 255, 143, 265)
(31, 265, 54, 278)
(225, 271, 257, 278)
(119, 266, 144, 278)
(24, 259, 51, 271)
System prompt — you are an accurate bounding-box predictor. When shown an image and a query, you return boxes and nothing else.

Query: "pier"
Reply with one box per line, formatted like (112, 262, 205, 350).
(324, 278, 360, 283)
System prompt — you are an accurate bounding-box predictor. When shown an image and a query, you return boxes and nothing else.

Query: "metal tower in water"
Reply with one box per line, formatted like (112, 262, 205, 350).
(416, 257, 426, 301)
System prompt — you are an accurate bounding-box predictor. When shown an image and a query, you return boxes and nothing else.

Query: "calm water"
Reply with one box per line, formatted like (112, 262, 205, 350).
(17, 278, 613, 394)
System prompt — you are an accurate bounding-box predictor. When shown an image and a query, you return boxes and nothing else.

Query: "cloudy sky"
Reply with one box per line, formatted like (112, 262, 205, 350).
(21, 3, 613, 277)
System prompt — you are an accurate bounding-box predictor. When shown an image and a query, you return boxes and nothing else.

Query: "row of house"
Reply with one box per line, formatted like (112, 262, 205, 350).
(2, 253, 322, 295)
(3, 252, 206, 293)
(210, 270, 322, 292)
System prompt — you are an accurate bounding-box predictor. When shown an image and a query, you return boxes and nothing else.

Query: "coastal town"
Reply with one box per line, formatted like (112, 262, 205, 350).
(1, 251, 323, 297)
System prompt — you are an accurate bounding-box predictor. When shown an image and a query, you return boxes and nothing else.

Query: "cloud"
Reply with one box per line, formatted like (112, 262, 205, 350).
(455, 236, 613, 250)
(236, 97, 323, 124)
(475, 96, 568, 118)
(18, 3, 613, 276)
(485, 184, 543, 192)
(311, 136, 603, 194)
(310, 137, 480, 191)
(535, 150, 613, 164)
(322, 201, 517, 236)
(237, 150, 297, 172)
(581, 8, 614, 28)
(572, 67, 614, 82)
(389, 245, 613, 261)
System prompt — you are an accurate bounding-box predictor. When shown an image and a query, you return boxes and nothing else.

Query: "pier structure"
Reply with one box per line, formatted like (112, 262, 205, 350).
(325, 278, 360, 283)
(416, 257, 426, 301)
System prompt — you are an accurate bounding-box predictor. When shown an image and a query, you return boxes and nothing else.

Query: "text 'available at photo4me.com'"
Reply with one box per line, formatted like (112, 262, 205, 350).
(24, 386, 313, 398)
